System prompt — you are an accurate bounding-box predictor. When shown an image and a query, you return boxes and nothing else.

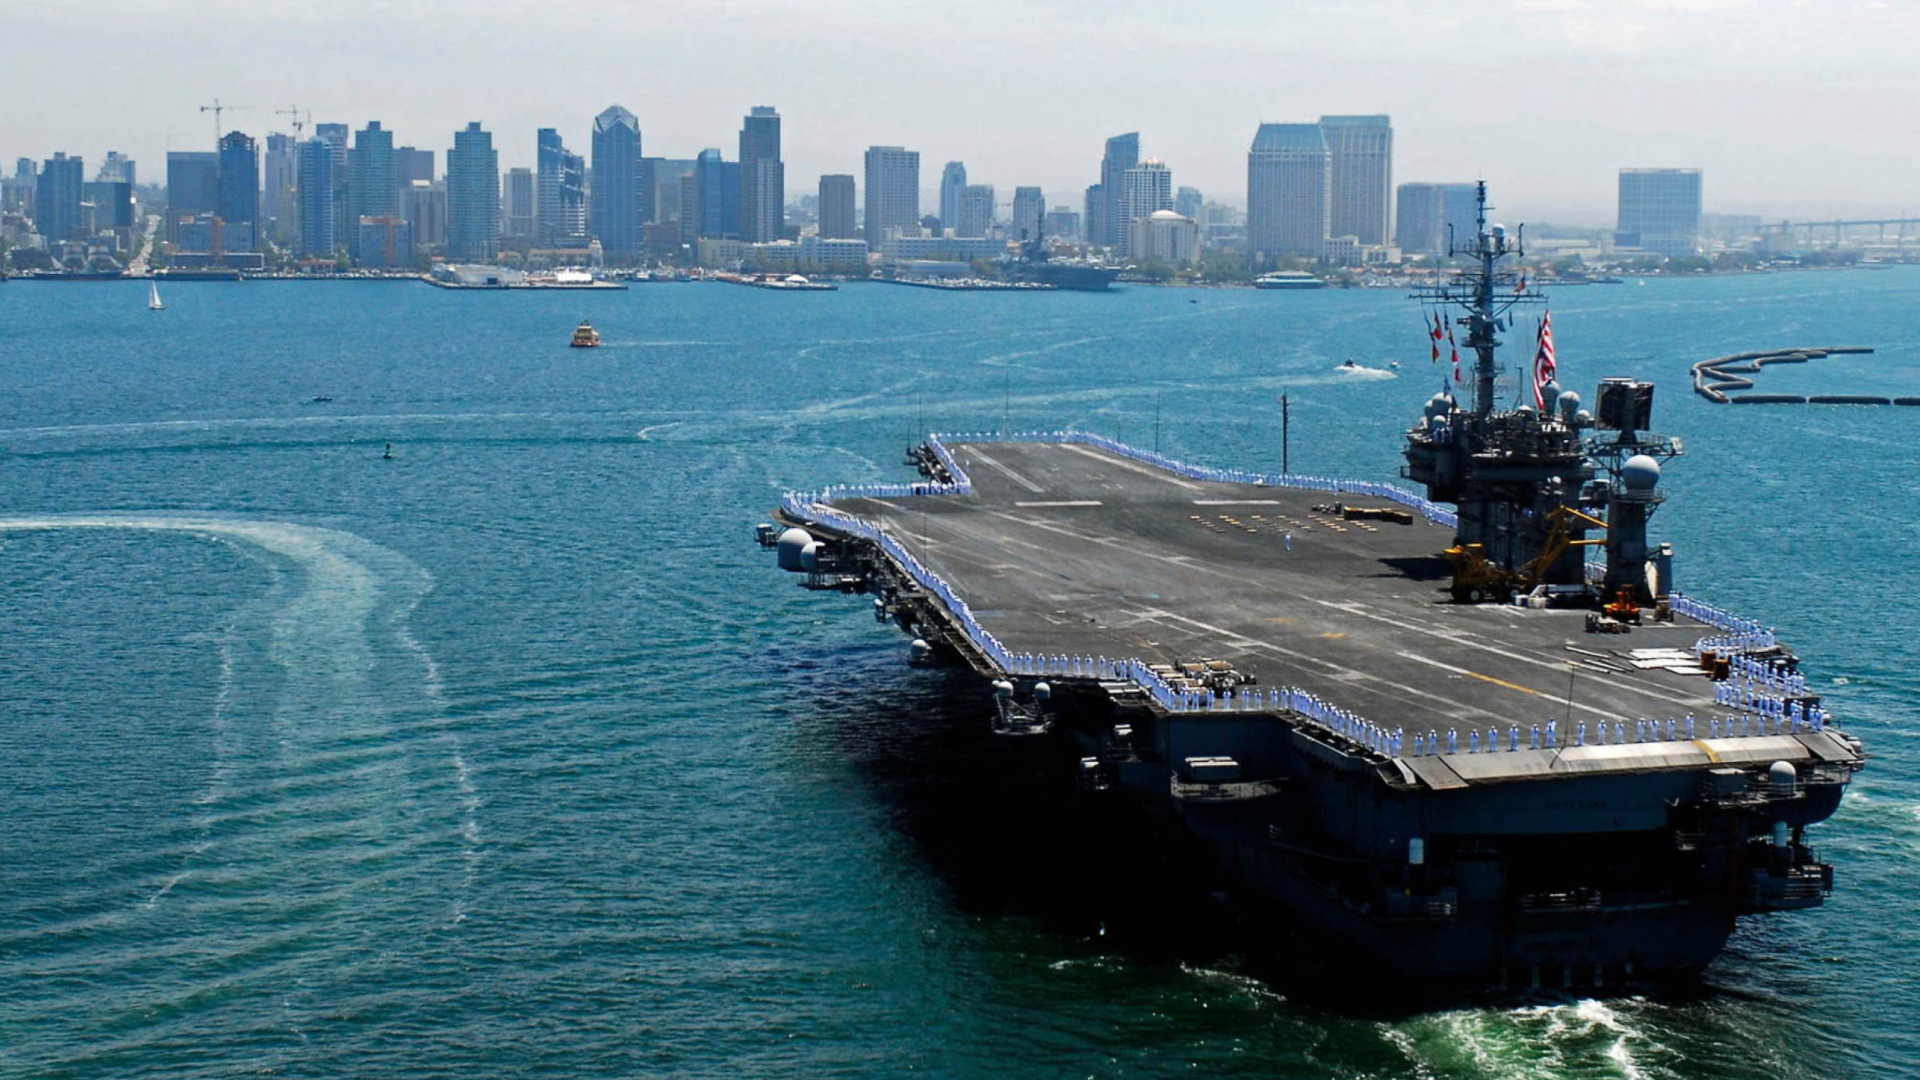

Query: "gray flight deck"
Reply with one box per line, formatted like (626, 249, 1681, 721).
(833, 440, 1738, 741)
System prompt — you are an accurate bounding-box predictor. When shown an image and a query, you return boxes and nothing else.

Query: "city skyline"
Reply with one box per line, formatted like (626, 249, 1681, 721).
(4, 1, 1916, 225)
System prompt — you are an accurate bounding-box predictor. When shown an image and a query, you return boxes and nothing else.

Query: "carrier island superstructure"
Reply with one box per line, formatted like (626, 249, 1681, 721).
(760, 184, 1863, 992)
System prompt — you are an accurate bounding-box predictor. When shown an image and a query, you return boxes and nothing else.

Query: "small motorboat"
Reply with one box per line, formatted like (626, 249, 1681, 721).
(570, 321, 601, 348)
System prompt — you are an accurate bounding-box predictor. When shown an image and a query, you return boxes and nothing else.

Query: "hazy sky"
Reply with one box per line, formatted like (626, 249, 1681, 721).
(7, 0, 1916, 225)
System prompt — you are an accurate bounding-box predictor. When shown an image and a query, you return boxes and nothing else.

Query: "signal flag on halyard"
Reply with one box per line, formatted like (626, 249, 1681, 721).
(1430, 313, 1443, 363)
(1448, 322, 1461, 383)
(1532, 311, 1558, 410)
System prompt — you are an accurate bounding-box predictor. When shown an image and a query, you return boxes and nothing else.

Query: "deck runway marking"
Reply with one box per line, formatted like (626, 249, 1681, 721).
(1014, 500, 1103, 508)
(1054, 442, 1205, 490)
(966, 448, 1048, 493)
(1311, 599, 1697, 710)
(1393, 650, 1629, 723)
(1193, 499, 1282, 506)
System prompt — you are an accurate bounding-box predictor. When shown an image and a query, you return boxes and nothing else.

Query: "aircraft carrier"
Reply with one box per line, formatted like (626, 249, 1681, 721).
(761, 184, 1863, 992)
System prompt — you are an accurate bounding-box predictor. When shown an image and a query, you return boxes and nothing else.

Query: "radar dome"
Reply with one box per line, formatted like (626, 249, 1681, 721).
(1574, 409, 1594, 425)
(1557, 390, 1582, 420)
(776, 527, 815, 571)
(1621, 454, 1662, 491)
(1541, 380, 1562, 404)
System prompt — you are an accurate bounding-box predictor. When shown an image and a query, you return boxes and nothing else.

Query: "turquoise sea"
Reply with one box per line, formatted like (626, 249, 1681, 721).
(1, 269, 1917, 1078)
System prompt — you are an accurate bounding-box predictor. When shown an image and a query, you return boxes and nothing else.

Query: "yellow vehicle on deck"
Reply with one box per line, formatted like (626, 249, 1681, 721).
(1443, 505, 1609, 603)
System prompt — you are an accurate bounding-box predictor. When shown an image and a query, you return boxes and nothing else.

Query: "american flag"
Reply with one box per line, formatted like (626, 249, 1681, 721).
(1532, 311, 1557, 410)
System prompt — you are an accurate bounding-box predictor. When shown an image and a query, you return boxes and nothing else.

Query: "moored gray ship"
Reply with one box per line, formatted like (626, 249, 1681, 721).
(761, 183, 1863, 993)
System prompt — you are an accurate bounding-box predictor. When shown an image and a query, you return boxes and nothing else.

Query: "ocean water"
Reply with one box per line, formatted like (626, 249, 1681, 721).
(1, 270, 1917, 1079)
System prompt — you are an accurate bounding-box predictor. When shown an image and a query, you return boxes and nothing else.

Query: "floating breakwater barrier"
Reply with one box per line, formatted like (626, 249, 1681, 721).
(1691, 346, 1889, 404)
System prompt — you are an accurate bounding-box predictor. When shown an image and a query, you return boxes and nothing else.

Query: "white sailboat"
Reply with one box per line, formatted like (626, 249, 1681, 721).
(148, 280, 163, 310)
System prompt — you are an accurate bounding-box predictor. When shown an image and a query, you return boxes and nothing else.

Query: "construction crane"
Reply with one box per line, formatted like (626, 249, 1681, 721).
(275, 106, 309, 137)
(199, 99, 255, 145)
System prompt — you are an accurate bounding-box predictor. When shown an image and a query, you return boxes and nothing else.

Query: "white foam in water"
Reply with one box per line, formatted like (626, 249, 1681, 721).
(0, 513, 475, 918)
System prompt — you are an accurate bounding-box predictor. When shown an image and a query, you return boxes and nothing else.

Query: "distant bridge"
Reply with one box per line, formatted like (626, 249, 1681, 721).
(1756, 217, 1920, 246)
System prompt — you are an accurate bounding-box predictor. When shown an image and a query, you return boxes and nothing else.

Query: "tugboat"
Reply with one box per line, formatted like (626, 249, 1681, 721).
(570, 320, 601, 348)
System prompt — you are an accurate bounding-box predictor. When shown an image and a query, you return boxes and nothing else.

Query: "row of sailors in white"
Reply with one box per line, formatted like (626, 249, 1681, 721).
(1674, 594, 1775, 644)
(1406, 707, 1828, 757)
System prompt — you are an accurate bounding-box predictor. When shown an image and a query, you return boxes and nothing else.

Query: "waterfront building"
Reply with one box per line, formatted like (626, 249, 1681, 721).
(1128, 209, 1200, 266)
(356, 215, 413, 269)
(955, 183, 995, 239)
(1395, 182, 1442, 255)
(347, 122, 395, 258)
(818, 174, 856, 240)
(1009, 186, 1044, 243)
(877, 232, 1004, 264)
(446, 122, 500, 261)
(590, 105, 644, 255)
(1320, 115, 1391, 247)
(862, 145, 920, 250)
(35, 152, 84, 243)
(938, 161, 966, 235)
(314, 123, 350, 248)
(404, 179, 446, 249)
(217, 131, 259, 249)
(263, 134, 297, 244)
(1092, 132, 1139, 249)
(738, 106, 784, 243)
(799, 234, 869, 273)
(1174, 185, 1203, 222)
(1247, 122, 1330, 260)
(695, 149, 740, 239)
(676, 173, 700, 246)
(695, 237, 748, 268)
(1118, 159, 1173, 257)
(165, 151, 218, 245)
(1617, 168, 1702, 256)
(295, 138, 335, 256)
(503, 168, 535, 240)
(536, 128, 587, 247)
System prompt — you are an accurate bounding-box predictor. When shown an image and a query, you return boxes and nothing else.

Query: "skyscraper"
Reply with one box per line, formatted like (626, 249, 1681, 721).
(1010, 186, 1044, 243)
(165, 151, 219, 245)
(395, 147, 434, 184)
(818, 174, 856, 240)
(1319, 115, 1392, 246)
(263, 134, 297, 244)
(217, 131, 260, 250)
(738, 106, 784, 243)
(97, 151, 135, 186)
(348, 122, 396, 257)
(1394, 182, 1442, 255)
(536, 128, 586, 247)
(1617, 168, 1702, 256)
(955, 183, 995, 238)
(862, 146, 919, 250)
(590, 105, 643, 255)
(295, 138, 335, 256)
(1246, 123, 1330, 260)
(34, 152, 84, 243)
(503, 167, 535, 240)
(1116, 160, 1173, 258)
(1174, 186, 1203, 222)
(938, 161, 967, 234)
(446, 122, 500, 261)
(315, 123, 351, 248)
(695, 149, 740, 239)
(1093, 132, 1139, 248)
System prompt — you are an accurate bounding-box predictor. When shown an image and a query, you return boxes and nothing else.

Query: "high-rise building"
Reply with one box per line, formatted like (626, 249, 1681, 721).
(862, 146, 920, 250)
(503, 167, 535, 240)
(84, 180, 134, 232)
(1247, 123, 1330, 260)
(446, 122, 500, 261)
(1394, 183, 1443, 255)
(405, 179, 446, 248)
(97, 151, 135, 186)
(1044, 205, 1081, 242)
(217, 131, 259, 249)
(1092, 132, 1139, 248)
(1617, 168, 1702, 256)
(1319, 115, 1391, 246)
(295, 138, 335, 257)
(738, 106, 784, 243)
(165, 151, 219, 245)
(1117, 160, 1173, 257)
(676, 172, 700, 246)
(1010, 186, 1044, 243)
(1129, 210, 1201, 266)
(6, 158, 37, 215)
(395, 147, 434, 184)
(1174, 185, 1203, 222)
(648, 158, 696, 235)
(938, 161, 967, 234)
(695, 149, 740, 239)
(347, 122, 395, 258)
(263, 134, 297, 244)
(315, 123, 351, 249)
(955, 183, 995, 238)
(590, 105, 643, 255)
(535, 128, 586, 246)
(818, 174, 856, 240)
(35, 153, 84, 243)
(356, 215, 413, 269)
